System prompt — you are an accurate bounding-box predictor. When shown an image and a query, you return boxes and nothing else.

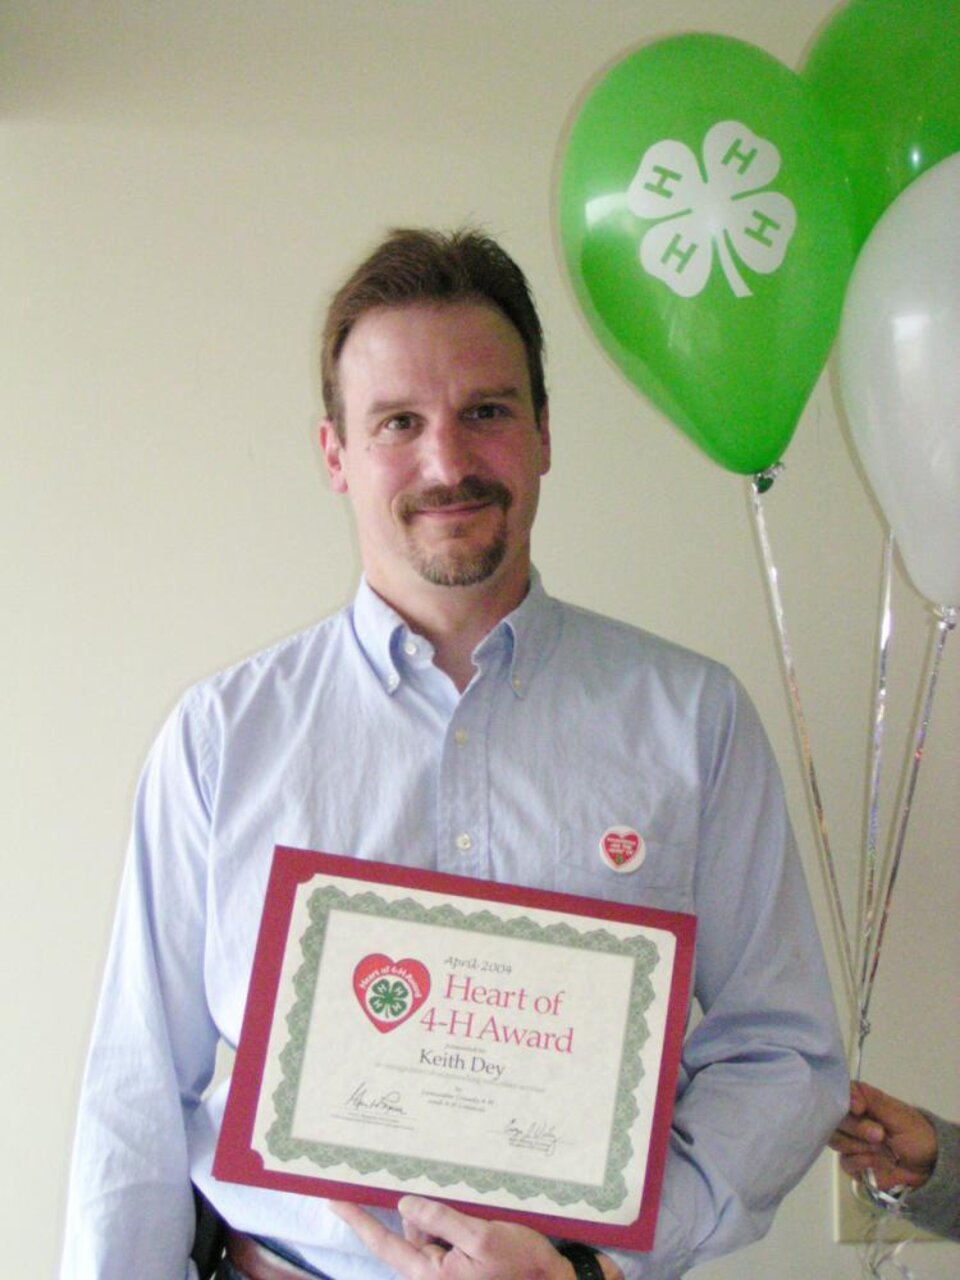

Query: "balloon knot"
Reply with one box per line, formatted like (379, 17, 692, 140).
(753, 463, 784, 495)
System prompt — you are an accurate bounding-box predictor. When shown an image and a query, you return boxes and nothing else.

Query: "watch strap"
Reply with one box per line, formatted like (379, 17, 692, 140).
(556, 1242, 604, 1280)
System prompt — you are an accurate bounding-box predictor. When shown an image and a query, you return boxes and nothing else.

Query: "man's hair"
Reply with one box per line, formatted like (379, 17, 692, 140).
(321, 227, 547, 438)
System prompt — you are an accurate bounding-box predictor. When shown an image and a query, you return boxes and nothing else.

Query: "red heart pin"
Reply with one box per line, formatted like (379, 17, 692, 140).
(599, 826, 646, 873)
(353, 953, 431, 1033)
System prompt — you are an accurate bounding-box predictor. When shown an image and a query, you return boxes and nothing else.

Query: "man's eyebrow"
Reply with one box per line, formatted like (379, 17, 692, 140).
(364, 386, 524, 417)
(365, 397, 419, 418)
(467, 385, 523, 402)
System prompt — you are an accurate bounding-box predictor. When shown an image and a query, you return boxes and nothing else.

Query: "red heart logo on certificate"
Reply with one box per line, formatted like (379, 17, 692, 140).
(353, 954, 431, 1033)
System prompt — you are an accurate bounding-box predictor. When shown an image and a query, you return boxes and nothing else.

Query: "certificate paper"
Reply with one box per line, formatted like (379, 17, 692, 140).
(214, 848, 695, 1251)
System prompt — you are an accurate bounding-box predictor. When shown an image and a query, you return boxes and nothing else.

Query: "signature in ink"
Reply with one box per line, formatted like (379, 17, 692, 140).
(344, 1082, 407, 1116)
(503, 1118, 559, 1156)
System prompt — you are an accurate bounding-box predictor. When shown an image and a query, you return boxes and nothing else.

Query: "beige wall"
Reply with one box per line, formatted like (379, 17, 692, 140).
(2, 3, 957, 1276)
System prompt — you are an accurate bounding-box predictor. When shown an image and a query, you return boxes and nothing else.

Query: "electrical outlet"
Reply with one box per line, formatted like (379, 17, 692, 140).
(832, 1153, 936, 1244)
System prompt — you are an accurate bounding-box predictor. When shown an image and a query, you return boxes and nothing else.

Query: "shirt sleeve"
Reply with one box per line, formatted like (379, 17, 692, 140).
(60, 696, 219, 1280)
(902, 1112, 960, 1242)
(603, 673, 849, 1279)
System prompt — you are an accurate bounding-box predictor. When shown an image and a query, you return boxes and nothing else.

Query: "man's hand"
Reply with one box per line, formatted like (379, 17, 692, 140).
(328, 1196, 622, 1280)
(829, 1081, 938, 1193)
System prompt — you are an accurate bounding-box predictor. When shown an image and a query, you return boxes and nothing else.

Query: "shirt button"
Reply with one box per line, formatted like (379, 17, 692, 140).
(403, 640, 417, 656)
(386, 673, 400, 691)
(455, 833, 473, 852)
(454, 728, 469, 746)
(512, 676, 523, 693)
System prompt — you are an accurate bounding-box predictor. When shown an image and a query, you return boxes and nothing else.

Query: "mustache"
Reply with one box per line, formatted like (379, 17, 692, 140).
(397, 476, 513, 521)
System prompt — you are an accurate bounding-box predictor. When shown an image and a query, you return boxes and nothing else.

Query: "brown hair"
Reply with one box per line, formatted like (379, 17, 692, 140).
(321, 228, 547, 438)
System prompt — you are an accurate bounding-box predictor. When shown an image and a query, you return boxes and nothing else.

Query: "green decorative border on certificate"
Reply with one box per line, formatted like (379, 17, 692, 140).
(265, 886, 660, 1211)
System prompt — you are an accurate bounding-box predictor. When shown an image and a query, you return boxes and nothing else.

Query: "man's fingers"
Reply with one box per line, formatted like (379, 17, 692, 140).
(328, 1200, 430, 1274)
(848, 1082, 869, 1116)
(402, 1218, 436, 1247)
(830, 1133, 867, 1156)
(830, 1126, 883, 1156)
(832, 1115, 885, 1145)
(333, 1195, 569, 1280)
(402, 1216, 454, 1254)
(399, 1196, 490, 1257)
(839, 1151, 928, 1191)
(840, 1152, 889, 1177)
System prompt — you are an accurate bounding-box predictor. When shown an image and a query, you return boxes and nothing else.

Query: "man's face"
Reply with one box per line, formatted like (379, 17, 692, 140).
(321, 301, 550, 608)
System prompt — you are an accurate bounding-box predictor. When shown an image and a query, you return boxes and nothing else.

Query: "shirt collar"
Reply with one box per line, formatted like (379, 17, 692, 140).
(350, 569, 562, 697)
(481, 568, 561, 699)
(351, 578, 410, 694)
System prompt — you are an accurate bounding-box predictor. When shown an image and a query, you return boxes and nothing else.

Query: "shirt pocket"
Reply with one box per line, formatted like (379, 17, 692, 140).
(554, 794, 696, 915)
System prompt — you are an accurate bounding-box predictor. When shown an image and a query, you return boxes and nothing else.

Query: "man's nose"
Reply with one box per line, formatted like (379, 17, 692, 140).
(419, 416, 477, 483)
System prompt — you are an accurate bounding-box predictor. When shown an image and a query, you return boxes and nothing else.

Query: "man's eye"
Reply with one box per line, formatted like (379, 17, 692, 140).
(466, 403, 509, 423)
(382, 414, 416, 433)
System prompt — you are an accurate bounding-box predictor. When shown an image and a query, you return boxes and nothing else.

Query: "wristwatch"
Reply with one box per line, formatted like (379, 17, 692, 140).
(556, 1242, 605, 1280)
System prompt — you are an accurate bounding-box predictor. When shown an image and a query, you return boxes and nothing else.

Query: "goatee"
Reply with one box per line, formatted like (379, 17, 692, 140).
(412, 527, 509, 587)
(398, 476, 513, 588)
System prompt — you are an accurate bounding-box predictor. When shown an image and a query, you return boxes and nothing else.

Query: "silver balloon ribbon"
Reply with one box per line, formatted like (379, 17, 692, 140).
(858, 604, 956, 1038)
(750, 469, 857, 1007)
(861, 1233, 917, 1280)
(857, 1176, 918, 1280)
(855, 531, 894, 1076)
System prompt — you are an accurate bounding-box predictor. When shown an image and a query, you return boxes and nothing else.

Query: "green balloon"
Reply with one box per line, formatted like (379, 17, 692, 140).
(804, 0, 960, 249)
(559, 34, 856, 475)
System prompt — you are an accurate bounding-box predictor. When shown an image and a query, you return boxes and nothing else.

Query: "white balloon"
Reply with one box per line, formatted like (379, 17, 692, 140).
(839, 153, 960, 608)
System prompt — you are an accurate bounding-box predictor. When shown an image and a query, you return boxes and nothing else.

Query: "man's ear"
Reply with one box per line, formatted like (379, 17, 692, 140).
(538, 401, 552, 476)
(319, 419, 349, 494)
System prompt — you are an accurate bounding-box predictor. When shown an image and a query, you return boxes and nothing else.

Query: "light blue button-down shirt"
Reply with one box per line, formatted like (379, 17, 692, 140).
(62, 573, 846, 1280)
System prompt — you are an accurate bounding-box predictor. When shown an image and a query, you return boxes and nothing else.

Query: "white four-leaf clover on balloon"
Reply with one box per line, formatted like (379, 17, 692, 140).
(627, 121, 797, 298)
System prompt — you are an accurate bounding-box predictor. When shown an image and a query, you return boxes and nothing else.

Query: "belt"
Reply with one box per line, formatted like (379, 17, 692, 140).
(225, 1229, 329, 1280)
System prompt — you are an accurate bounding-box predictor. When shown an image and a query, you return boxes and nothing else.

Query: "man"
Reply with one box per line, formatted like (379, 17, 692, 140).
(830, 1081, 960, 1242)
(61, 228, 847, 1280)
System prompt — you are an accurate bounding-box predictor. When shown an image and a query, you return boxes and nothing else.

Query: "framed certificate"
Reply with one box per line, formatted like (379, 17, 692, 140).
(214, 847, 695, 1251)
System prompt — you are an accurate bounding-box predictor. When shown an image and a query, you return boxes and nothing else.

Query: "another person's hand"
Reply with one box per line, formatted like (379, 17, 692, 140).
(829, 1081, 938, 1193)
(329, 1196, 623, 1280)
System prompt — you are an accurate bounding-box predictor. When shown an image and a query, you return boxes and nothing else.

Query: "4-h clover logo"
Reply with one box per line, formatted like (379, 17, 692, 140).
(367, 977, 411, 1020)
(626, 120, 796, 299)
(353, 954, 431, 1033)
